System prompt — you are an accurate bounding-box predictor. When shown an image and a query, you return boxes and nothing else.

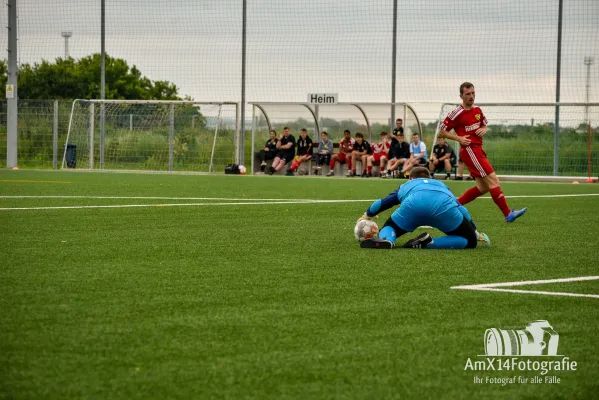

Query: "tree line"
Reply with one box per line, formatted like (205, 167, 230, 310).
(0, 54, 183, 100)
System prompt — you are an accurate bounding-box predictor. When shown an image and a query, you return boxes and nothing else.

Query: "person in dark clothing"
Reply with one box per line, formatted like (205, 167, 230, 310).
(256, 130, 278, 173)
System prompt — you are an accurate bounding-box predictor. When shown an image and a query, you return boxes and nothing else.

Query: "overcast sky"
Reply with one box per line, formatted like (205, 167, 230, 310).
(1, 0, 598, 122)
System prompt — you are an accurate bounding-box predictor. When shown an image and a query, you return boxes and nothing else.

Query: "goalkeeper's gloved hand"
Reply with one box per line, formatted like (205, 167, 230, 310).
(358, 213, 375, 222)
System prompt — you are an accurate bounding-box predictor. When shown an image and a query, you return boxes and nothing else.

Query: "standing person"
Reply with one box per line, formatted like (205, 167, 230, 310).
(390, 118, 404, 150)
(366, 131, 390, 177)
(287, 128, 313, 175)
(359, 167, 490, 249)
(429, 136, 454, 180)
(438, 82, 527, 222)
(349, 132, 371, 177)
(327, 130, 355, 177)
(314, 130, 334, 174)
(255, 130, 278, 173)
(399, 132, 427, 176)
(269, 127, 296, 175)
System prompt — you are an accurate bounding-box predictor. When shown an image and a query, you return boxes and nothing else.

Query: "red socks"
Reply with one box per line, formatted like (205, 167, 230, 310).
(458, 186, 482, 205)
(367, 166, 372, 174)
(458, 185, 511, 217)
(490, 186, 511, 217)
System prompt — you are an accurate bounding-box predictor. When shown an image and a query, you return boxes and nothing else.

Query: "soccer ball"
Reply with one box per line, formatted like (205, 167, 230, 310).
(354, 219, 379, 242)
(238, 165, 247, 175)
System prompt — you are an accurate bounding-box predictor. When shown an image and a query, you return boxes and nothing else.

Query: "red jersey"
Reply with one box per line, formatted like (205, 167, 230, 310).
(440, 105, 488, 147)
(340, 138, 355, 153)
(372, 140, 390, 155)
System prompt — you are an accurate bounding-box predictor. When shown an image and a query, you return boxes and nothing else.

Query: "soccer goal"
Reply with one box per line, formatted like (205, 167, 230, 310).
(61, 100, 240, 172)
(433, 102, 599, 177)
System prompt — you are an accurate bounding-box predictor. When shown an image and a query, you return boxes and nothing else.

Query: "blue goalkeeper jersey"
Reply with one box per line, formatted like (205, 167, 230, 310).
(366, 178, 459, 218)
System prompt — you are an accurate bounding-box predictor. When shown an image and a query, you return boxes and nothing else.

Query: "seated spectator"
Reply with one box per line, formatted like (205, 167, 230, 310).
(400, 132, 427, 177)
(455, 157, 473, 180)
(314, 130, 334, 174)
(384, 132, 410, 178)
(429, 136, 454, 180)
(367, 131, 390, 177)
(255, 130, 278, 173)
(268, 126, 296, 175)
(287, 128, 313, 176)
(349, 132, 372, 177)
(327, 130, 354, 177)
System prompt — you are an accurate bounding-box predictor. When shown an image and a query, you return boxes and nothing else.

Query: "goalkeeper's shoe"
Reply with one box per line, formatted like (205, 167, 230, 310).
(360, 238, 394, 249)
(476, 231, 491, 247)
(402, 233, 432, 248)
(505, 207, 527, 223)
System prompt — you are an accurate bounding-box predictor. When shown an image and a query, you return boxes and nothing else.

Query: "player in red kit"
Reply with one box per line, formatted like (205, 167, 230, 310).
(439, 82, 527, 222)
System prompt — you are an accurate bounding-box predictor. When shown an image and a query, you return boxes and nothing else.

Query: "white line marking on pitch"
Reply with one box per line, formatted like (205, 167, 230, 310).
(1, 193, 598, 201)
(0, 199, 372, 211)
(451, 276, 599, 299)
(0, 195, 375, 202)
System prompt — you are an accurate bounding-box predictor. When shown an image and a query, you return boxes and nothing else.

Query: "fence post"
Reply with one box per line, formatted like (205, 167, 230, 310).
(89, 103, 95, 169)
(130, 114, 133, 131)
(53, 100, 58, 169)
(169, 103, 174, 171)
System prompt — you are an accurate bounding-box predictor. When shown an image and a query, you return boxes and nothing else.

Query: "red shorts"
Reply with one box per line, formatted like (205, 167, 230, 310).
(459, 146, 494, 178)
(373, 152, 388, 162)
(335, 153, 349, 163)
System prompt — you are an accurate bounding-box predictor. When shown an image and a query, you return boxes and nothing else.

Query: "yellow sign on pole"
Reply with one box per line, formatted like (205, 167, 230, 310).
(6, 84, 15, 99)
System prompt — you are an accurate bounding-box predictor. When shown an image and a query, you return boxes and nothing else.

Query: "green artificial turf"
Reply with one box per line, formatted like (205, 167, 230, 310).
(1, 170, 598, 399)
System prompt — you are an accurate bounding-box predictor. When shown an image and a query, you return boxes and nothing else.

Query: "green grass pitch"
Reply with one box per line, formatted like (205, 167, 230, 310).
(1, 170, 598, 399)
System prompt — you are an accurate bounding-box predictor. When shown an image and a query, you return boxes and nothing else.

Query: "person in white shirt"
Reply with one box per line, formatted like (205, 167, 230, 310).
(400, 133, 427, 177)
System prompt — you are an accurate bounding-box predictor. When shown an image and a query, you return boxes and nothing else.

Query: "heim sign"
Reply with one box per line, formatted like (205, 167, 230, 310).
(307, 93, 338, 104)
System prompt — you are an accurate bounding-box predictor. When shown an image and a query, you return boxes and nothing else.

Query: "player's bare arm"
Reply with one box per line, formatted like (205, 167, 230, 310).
(475, 126, 488, 137)
(440, 129, 471, 146)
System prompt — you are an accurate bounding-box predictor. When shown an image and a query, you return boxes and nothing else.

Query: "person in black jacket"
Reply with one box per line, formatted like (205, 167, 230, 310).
(287, 128, 313, 175)
(256, 130, 278, 173)
(384, 132, 410, 178)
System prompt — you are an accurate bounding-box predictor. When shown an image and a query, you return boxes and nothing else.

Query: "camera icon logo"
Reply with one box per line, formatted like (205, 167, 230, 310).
(484, 320, 559, 356)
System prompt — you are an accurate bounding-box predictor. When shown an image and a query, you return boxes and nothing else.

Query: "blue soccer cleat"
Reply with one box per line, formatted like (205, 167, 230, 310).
(505, 207, 527, 223)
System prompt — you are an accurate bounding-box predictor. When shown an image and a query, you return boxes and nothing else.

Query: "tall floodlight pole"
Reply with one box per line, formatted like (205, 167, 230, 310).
(100, 0, 105, 168)
(61, 31, 72, 58)
(584, 57, 594, 125)
(553, 0, 563, 176)
(391, 0, 397, 126)
(6, 0, 18, 168)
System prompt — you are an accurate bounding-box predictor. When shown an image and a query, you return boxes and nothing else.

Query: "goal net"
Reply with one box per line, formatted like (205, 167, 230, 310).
(61, 100, 239, 172)
(433, 103, 599, 177)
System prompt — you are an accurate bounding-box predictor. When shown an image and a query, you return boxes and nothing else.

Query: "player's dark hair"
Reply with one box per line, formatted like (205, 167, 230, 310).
(412, 132, 419, 137)
(344, 129, 350, 134)
(270, 130, 276, 135)
(283, 126, 290, 130)
(321, 130, 328, 136)
(355, 132, 364, 139)
(300, 128, 307, 133)
(380, 131, 388, 136)
(460, 82, 474, 95)
(410, 166, 430, 179)
(396, 118, 403, 123)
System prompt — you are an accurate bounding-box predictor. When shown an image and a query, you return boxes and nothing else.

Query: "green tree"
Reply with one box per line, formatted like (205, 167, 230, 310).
(0, 54, 182, 100)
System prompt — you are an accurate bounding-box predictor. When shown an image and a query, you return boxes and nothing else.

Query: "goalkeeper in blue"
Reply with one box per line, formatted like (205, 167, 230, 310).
(360, 166, 490, 249)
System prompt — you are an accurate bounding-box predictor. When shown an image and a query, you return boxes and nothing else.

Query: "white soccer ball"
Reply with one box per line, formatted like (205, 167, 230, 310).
(238, 165, 247, 174)
(354, 219, 379, 242)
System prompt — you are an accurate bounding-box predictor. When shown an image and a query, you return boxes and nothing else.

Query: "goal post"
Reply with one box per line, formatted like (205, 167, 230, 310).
(62, 100, 239, 172)
(433, 103, 599, 177)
